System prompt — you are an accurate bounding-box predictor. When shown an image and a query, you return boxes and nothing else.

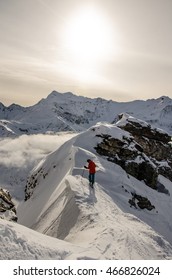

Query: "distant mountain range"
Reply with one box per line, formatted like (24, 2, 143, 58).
(0, 91, 172, 136)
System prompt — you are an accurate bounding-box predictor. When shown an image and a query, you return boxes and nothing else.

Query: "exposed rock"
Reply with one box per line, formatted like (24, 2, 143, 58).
(95, 114, 172, 192)
(117, 114, 172, 177)
(95, 133, 158, 190)
(24, 168, 43, 201)
(125, 161, 158, 189)
(0, 188, 17, 222)
(158, 166, 172, 182)
(117, 113, 171, 143)
(156, 181, 170, 195)
(24, 167, 50, 201)
(129, 192, 155, 211)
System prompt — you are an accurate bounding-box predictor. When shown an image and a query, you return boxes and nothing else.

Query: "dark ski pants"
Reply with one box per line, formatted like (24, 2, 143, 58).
(89, 173, 95, 185)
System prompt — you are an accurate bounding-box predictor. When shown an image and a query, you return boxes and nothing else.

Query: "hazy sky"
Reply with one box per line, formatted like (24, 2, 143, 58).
(0, 0, 172, 106)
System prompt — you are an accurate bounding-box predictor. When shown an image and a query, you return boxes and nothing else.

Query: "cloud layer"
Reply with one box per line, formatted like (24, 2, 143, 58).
(0, 133, 74, 200)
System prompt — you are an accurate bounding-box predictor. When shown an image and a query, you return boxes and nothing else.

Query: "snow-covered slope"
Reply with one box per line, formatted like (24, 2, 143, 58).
(9, 121, 172, 260)
(1, 181, 172, 260)
(1, 91, 172, 260)
(0, 91, 172, 136)
(0, 218, 101, 260)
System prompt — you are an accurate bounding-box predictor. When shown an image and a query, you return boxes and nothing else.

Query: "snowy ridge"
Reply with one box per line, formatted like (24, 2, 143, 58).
(1, 178, 172, 260)
(1, 92, 172, 259)
(6, 122, 171, 260)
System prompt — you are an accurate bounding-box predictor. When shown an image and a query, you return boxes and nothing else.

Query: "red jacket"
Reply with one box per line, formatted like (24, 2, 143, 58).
(88, 160, 96, 174)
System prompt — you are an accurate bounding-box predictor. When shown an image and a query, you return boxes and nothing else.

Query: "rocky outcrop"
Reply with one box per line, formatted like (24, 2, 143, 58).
(117, 113, 171, 142)
(117, 114, 172, 182)
(129, 192, 155, 211)
(117, 113, 171, 159)
(24, 167, 49, 201)
(95, 114, 172, 193)
(95, 133, 159, 190)
(0, 188, 17, 222)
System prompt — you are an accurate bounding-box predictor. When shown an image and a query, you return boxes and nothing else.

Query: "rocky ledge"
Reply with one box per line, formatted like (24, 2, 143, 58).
(95, 113, 172, 194)
(0, 188, 17, 222)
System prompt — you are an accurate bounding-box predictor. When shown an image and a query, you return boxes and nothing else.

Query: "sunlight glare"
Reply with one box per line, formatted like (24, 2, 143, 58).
(62, 6, 117, 65)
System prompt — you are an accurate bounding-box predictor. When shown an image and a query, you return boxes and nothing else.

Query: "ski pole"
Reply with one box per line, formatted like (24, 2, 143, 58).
(82, 168, 85, 177)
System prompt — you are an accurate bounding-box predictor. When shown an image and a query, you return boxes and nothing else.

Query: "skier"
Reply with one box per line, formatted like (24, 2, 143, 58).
(84, 159, 96, 188)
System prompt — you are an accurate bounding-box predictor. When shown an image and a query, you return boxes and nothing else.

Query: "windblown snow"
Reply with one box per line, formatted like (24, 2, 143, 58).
(1, 122, 172, 260)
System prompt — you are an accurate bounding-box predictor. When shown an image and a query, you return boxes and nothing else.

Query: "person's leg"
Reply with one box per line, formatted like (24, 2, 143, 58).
(89, 173, 95, 187)
(91, 173, 95, 185)
(89, 174, 92, 184)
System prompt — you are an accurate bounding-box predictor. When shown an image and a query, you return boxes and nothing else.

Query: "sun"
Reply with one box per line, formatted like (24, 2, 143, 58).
(62, 6, 116, 65)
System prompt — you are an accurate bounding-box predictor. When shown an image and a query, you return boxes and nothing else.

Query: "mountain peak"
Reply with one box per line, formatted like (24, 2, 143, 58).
(47, 90, 63, 98)
(0, 91, 172, 136)
(48, 91, 75, 99)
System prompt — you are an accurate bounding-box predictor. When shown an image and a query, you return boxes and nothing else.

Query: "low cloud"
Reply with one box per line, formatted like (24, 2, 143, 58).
(0, 133, 74, 200)
(0, 133, 73, 169)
